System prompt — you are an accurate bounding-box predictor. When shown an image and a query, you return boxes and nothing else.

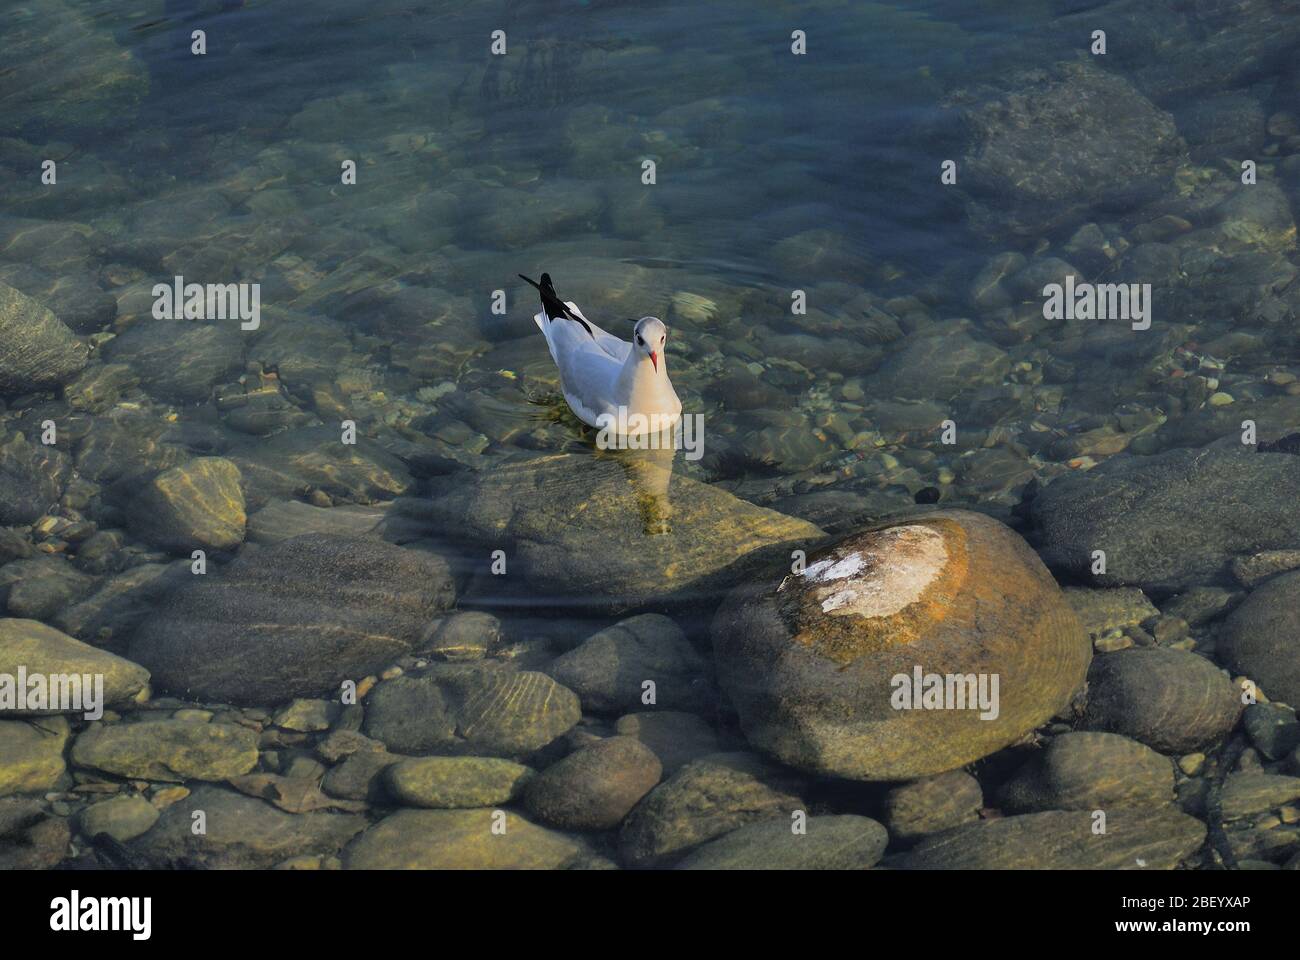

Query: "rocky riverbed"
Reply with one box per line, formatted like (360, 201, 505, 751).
(3, 0, 1300, 870)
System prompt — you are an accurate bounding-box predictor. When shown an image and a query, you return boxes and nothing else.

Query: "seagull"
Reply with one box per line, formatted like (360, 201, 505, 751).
(521, 272, 682, 437)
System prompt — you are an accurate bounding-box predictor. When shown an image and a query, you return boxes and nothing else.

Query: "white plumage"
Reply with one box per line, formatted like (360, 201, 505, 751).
(523, 273, 682, 437)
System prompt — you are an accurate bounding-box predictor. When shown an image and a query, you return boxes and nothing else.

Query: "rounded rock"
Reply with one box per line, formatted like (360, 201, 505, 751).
(0, 282, 89, 396)
(1083, 648, 1241, 754)
(996, 731, 1175, 813)
(523, 736, 661, 831)
(78, 794, 159, 842)
(712, 510, 1091, 780)
(383, 756, 533, 809)
(1220, 570, 1300, 708)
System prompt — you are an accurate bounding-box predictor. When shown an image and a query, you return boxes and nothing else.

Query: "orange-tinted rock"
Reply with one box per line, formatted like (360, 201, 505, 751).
(712, 510, 1090, 781)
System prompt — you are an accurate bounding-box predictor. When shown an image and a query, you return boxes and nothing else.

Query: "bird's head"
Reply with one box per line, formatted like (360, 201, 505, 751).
(633, 317, 667, 372)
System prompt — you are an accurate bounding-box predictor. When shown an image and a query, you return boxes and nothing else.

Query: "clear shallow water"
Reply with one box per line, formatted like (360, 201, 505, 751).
(2, 0, 1299, 871)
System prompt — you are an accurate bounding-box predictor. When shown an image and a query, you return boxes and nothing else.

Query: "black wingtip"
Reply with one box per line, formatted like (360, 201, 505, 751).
(520, 271, 595, 339)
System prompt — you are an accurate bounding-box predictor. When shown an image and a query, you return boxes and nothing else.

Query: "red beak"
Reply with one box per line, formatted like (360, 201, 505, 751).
(649, 350, 658, 372)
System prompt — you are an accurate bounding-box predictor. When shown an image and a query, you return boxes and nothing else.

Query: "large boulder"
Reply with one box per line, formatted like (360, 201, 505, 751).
(0, 282, 88, 396)
(416, 453, 823, 612)
(712, 510, 1091, 781)
(128, 534, 454, 704)
(1031, 446, 1300, 592)
(944, 60, 1182, 241)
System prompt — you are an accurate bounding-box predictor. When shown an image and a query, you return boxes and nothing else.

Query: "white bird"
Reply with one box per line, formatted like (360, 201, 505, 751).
(521, 272, 682, 437)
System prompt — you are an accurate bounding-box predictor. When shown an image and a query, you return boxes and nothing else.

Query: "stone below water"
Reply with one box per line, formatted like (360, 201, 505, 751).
(523, 736, 662, 831)
(0, 797, 70, 869)
(0, 618, 149, 711)
(882, 770, 983, 842)
(946, 60, 1182, 241)
(897, 809, 1205, 869)
(675, 815, 888, 870)
(128, 534, 454, 704)
(101, 320, 243, 405)
(0, 265, 116, 335)
(419, 453, 823, 612)
(546, 614, 709, 714)
(618, 753, 804, 868)
(713, 510, 1091, 781)
(342, 809, 584, 869)
(129, 785, 364, 869)
(71, 719, 258, 782)
(1083, 649, 1241, 754)
(127, 457, 246, 553)
(246, 499, 388, 544)
(78, 795, 159, 843)
(1031, 446, 1300, 592)
(1063, 587, 1159, 641)
(0, 717, 69, 798)
(230, 427, 414, 510)
(421, 611, 500, 662)
(0, 281, 88, 396)
(0, 0, 148, 134)
(872, 323, 1010, 401)
(1220, 773, 1300, 821)
(384, 756, 534, 809)
(1219, 570, 1300, 707)
(0, 434, 68, 525)
(614, 711, 724, 775)
(997, 732, 1174, 813)
(1, 555, 94, 621)
(363, 663, 580, 758)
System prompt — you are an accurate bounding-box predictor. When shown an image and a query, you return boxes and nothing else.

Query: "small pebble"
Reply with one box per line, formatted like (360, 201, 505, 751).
(1095, 633, 1134, 653)
(172, 709, 213, 722)
(1179, 753, 1206, 776)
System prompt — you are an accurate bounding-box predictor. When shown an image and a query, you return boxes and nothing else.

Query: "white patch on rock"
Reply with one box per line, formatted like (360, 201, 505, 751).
(803, 553, 867, 582)
(801, 525, 949, 618)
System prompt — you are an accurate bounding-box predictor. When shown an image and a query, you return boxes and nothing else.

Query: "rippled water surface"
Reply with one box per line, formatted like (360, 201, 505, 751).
(2, 0, 1300, 873)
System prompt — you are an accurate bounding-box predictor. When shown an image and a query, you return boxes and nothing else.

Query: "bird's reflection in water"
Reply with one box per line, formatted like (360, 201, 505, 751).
(592, 428, 679, 536)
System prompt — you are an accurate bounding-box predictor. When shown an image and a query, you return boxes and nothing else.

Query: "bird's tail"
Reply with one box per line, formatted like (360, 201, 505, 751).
(519, 272, 594, 338)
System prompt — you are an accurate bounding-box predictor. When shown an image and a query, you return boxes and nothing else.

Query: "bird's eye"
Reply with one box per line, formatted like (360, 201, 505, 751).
(636, 335, 644, 346)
